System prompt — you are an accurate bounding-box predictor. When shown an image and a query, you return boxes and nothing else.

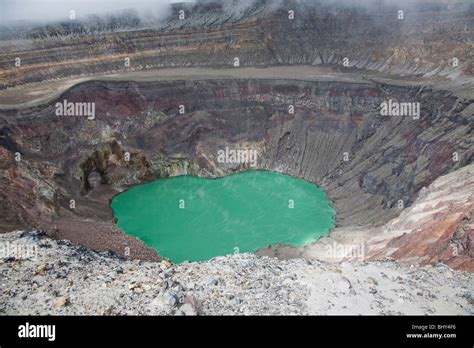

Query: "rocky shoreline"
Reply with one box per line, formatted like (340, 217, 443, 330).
(1, 230, 472, 315)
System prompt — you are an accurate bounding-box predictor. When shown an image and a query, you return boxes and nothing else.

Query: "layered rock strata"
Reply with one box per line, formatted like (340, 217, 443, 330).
(0, 0, 472, 89)
(0, 75, 472, 268)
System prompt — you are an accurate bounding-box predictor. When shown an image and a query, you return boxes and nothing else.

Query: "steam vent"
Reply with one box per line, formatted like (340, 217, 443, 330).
(0, 0, 473, 317)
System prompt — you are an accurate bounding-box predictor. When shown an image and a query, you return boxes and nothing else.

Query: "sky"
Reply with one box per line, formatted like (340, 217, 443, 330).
(0, 0, 196, 24)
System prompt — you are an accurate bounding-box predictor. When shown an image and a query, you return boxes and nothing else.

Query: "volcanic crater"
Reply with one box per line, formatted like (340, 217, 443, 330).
(0, 72, 472, 269)
(0, 0, 473, 271)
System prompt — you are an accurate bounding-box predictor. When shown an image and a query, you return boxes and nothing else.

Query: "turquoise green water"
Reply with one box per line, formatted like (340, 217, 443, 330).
(111, 170, 335, 263)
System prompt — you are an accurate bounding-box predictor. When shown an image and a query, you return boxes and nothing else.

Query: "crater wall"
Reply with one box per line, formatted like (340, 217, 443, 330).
(0, 78, 472, 263)
(0, 0, 472, 89)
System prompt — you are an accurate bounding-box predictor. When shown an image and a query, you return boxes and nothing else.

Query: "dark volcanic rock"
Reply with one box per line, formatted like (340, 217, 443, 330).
(0, 0, 472, 88)
(0, 77, 472, 266)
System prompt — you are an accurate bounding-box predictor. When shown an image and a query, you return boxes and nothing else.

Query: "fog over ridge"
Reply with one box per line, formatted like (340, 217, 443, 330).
(0, 0, 192, 25)
(0, 0, 470, 27)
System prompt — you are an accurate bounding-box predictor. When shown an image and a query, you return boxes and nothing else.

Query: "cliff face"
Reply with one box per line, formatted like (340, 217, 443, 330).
(0, 75, 472, 267)
(283, 164, 474, 272)
(367, 165, 474, 271)
(0, 0, 472, 89)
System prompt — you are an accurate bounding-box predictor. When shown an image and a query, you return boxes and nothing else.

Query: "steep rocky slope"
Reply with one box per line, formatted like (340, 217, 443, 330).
(0, 0, 472, 89)
(260, 164, 474, 271)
